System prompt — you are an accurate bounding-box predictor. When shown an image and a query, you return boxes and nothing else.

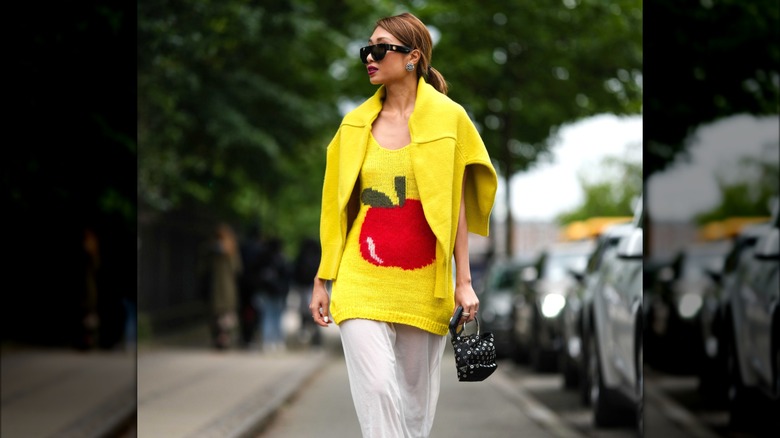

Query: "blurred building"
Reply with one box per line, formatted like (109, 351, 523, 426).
(648, 220, 698, 259)
(489, 220, 562, 259)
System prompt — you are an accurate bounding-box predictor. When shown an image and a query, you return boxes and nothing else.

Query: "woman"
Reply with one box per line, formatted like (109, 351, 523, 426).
(209, 222, 242, 350)
(310, 12, 497, 437)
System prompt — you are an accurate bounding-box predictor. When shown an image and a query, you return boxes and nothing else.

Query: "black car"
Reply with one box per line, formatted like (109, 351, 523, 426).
(697, 221, 772, 402)
(510, 239, 595, 372)
(644, 239, 732, 374)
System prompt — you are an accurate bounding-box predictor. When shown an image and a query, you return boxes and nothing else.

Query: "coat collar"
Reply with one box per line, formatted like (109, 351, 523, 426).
(342, 77, 457, 144)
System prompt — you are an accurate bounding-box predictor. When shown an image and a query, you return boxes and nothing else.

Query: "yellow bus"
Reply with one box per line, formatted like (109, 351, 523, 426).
(561, 216, 633, 242)
(697, 216, 771, 241)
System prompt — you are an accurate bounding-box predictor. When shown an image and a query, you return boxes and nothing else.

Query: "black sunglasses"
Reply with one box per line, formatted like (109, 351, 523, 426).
(360, 43, 413, 64)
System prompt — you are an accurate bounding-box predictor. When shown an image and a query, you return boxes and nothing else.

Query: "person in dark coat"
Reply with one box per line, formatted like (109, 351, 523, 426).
(238, 225, 265, 348)
(251, 237, 290, 352)
(292, 237, 322, 346)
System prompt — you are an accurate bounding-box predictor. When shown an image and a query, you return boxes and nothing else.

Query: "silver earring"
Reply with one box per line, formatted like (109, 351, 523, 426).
(405, 62, 415, 72)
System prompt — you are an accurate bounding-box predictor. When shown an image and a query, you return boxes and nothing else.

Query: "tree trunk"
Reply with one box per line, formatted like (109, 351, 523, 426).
(502, 115, 514, 257)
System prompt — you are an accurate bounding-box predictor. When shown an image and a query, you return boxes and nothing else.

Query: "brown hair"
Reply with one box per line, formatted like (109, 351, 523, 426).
(375, 12, 448, 95)
(215, 222, 239, 258)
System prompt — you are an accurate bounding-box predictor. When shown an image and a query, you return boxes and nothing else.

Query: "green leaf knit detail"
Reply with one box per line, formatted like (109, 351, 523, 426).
(395, 176, 406, 207)
(361, 188, 393, 207)
(361, 177, 407, 207)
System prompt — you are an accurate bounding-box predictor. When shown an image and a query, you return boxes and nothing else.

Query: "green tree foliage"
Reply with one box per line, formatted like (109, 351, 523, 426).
(137, 0, 413, 244)
(555, 146, 642, 224)
(9, 2, 136, 227)
(7, 2, 136, 344)
(419, 0, 642, 252)
(644, 0, 780, 179)
(138, 1, 642, 249)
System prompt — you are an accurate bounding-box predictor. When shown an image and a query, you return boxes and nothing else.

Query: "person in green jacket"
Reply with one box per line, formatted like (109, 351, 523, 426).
(310, 12, 498, 437)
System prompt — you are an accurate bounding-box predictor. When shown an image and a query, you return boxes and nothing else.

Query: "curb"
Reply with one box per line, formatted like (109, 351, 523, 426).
(52, 383, 137, 438)
(186, 348, 334, 438)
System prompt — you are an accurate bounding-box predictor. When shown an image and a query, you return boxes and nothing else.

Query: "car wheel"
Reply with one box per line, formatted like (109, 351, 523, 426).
(530, 312, 555, 373)
(726, 326, 759, 430)
(580, 327, 592, 406)
(510, 327, 528, 364)
(529, 315, 544, 372)
(509, 310, 528, 364)
(773, 310, 779, 396)
(562, 351, 580, 389)
(697, 315, 728, 408)
(636, 329, 644, 437)
(589, 332, 627, 427)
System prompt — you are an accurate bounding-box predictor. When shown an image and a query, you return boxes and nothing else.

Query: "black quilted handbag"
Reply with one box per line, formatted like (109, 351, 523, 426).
(448, 306, 497, 382)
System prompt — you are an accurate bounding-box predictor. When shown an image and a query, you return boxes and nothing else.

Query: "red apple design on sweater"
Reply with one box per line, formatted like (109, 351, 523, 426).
(359, 176, 436, 270)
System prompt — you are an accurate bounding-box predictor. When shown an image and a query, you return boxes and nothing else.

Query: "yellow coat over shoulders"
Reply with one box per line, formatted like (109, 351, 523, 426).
(318, 77, 498, 300)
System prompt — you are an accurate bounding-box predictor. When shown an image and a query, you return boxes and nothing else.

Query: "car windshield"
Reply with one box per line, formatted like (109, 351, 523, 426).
(488, 264, 520, 290)
(682, 253, 725, 280)
(723, 237, 759, 273)
(542, 253, 589, 281)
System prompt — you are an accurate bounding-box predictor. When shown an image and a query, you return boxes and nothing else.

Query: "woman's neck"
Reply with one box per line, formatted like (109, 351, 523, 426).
(382, 78, 418, 120)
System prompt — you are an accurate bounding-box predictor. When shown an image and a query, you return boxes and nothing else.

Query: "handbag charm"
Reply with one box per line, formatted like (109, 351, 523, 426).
(448, 306, 497, 382)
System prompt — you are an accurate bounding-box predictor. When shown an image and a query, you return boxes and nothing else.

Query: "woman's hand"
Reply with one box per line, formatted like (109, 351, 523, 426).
(309, 277, 332, 327)
(454, 281, 479, 324)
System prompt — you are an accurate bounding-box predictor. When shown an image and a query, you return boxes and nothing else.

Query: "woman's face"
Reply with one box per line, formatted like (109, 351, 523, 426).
(365, 26, 412, 85)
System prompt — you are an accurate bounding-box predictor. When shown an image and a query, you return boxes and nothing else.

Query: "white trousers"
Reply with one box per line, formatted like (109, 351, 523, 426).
(339, 319, 447, 438)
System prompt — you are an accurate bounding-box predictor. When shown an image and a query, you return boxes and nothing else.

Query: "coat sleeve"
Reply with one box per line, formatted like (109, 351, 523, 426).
(458, 111, 498, 237)
(317, 129, 345, 280)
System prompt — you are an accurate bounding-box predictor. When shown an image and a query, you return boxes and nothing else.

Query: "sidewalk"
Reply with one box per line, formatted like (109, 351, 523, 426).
(136, 346, 332, 438)
(135, 303, 339, 438)
(1, 346, 136, 438)
(1, 301, 336, 438)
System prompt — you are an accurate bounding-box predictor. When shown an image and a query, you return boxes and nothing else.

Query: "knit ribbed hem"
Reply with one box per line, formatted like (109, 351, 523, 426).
(332, 308, 450, 337)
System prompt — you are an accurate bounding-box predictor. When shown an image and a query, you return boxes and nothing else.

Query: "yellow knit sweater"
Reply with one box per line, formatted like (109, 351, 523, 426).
(331, 134, 443, 333)
(317, 78, 498, 335)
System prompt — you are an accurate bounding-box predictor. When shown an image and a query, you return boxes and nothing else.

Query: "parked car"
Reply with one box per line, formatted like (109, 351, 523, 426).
(644, 239, 732, 373)
(475, 257, 532, 358)
(720, 204, 779, 430)
(561, 221, 635, 392)
(697, 221, 772, 402)
(510, 239, 595, 372)
(583, 200, 643, 432)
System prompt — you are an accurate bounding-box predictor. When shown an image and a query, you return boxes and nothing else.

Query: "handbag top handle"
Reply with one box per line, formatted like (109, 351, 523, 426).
(448, 305, 481, 338)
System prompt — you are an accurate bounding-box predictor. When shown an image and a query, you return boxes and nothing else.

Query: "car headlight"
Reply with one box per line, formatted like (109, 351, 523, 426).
(677, 293, 703, 319)
(541, 293, 566, 318)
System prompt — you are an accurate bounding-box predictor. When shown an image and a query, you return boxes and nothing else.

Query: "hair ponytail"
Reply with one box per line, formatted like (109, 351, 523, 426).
(426, 66, 448, 95)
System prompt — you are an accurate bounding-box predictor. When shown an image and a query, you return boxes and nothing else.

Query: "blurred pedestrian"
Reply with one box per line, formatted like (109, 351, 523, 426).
(309, 12, 497, 437)
(74, 225, 101, 350)
(238, 225, 264, 348)
(208, 222, 242, 350)
(251, 237, 290, 352)
(292, 237, 322, 346)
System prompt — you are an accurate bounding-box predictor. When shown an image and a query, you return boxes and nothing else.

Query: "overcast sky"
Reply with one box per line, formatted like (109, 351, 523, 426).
(492, 113, 643, 222)
(646, 114, 779, 221)
(490, 113, 778, 223)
